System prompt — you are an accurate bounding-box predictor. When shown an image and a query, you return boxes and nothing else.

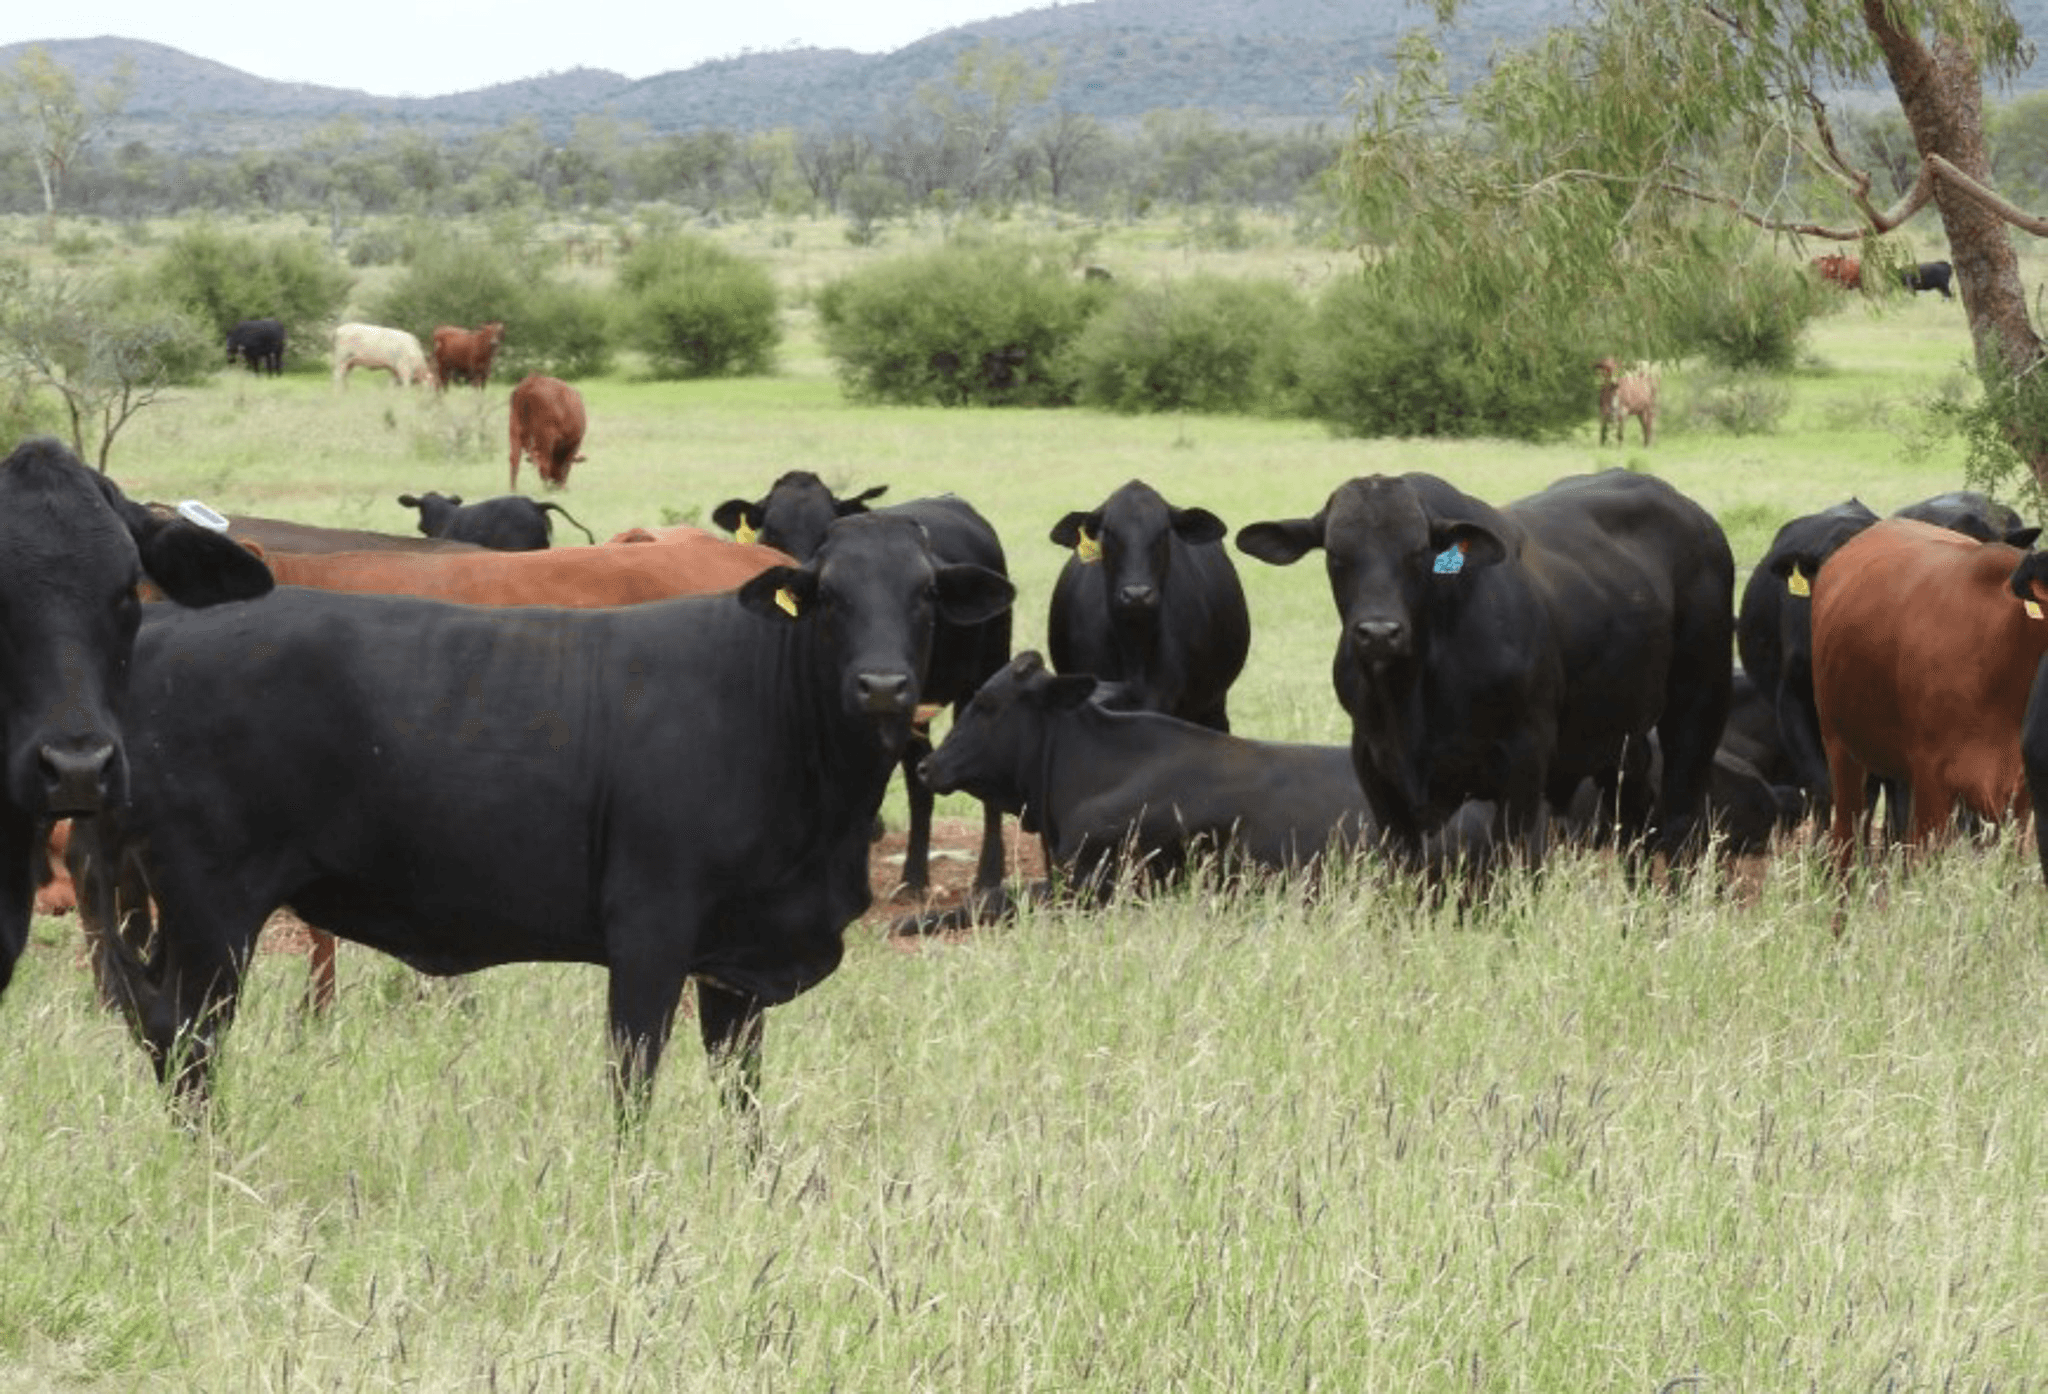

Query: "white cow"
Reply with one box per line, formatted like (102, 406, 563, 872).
(332, 322, 435, 389)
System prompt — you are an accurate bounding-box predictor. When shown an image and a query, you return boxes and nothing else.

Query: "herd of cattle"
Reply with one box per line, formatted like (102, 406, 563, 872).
(5, 430, 2046, 1125)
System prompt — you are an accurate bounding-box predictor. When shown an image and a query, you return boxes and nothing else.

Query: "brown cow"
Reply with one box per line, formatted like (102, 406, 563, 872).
(194, 530, 795, 1009)
(1807, 518, 2048, 877)
(431, 322, 505, 391)
(1594, 356, 1657, 447)
(1812, 252, 1863, 290)
(508, 374, 587, 491)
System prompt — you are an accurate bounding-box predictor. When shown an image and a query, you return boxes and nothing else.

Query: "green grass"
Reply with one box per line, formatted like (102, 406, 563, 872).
(0, 215, 2042, 1391)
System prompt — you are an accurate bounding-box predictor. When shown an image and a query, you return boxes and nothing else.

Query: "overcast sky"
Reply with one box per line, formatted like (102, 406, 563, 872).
(4, 1, 1048, 97)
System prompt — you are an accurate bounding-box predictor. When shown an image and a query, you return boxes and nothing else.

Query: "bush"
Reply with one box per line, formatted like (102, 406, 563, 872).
(1668, 256, 1827, 372)
(614, 232, 779, 379)
(1681, 367, 1792, 436)
(816, 237, 1095, 407)
(366, 235, 615, 380)
(1066, 274, 1307, 415)
(1298, 271, 1590, 440)
(147, 223, 354, 372)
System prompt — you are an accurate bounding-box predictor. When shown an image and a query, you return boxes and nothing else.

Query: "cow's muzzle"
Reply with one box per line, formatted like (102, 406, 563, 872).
(1350, 618, 1412, 662)
(1113, 584, 1160, 614)
(856, 671, 915, 716)
(39, 741, 117, 815)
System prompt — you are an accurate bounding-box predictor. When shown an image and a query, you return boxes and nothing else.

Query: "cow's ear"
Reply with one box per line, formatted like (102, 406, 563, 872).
(710, 498, 759, 535)
(397, 493, 421, 509)
(131, 519, 276, 608)
(447, 494, 464, 507)
(935, 563, 1016, 627)
(1168, 505, 1228, 546)
(737, 565, 815, 622)
(2008, 525, 2041, 550)
(841, 484, 889, 515)
(1050, 510, 1099, 549)
(1435, 521, 1506, 571)
(1235, 517, 1323, 565)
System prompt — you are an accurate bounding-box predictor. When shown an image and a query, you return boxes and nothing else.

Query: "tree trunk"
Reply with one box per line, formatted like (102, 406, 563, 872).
(1865, 3, 2048, 487)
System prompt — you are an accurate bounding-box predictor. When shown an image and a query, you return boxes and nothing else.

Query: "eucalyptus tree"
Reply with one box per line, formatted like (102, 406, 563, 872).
(1347, 0, 2048, 483)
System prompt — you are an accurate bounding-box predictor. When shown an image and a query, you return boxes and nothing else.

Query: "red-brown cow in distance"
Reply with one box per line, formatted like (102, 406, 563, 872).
(1805, 518, 2048, 878)
(71, 528, 794, 1013)
(508, 374, 587, 490)
(1812, 252, 1863, 290)
(431, 322, 505, 391)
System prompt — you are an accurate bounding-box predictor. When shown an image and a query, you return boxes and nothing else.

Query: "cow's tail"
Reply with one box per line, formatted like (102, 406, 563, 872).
(540, 502, 597, 545)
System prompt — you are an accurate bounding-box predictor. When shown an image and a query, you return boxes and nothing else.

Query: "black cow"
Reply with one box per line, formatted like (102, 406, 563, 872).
(0, 437, 274, 996)
(712, 471, 1013, 897)
(1047, 479, 1250, 731)
(921, 651, 1376, 907)
(1898, 260, 1954, 299)
(396, 491, 595, 551)
(1736, 491, 2033, 818)
(1237, 470, 1734, 868)
(80, 513, 1014, 1117)
(225, 318, 286, 375)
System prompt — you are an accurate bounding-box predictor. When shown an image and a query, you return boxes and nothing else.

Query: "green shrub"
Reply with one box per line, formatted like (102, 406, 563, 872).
(816, 237, 1095, 407)
(1681, 367, 1792, 436)
(1668, 256, 1827, 372)
(366, 235, 615, 380)
(614, 232, 779, 379)
(1298, 271, 1589, 440)
(1066, 274, 1307, 415)
(147, 223, 354, 372)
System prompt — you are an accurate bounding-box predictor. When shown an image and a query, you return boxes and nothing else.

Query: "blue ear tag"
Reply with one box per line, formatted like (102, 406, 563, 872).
(1432, 542, 1465, 575)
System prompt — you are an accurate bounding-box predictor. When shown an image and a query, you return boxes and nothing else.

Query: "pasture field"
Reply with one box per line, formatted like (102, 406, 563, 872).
(0, 221, 2043, 1391)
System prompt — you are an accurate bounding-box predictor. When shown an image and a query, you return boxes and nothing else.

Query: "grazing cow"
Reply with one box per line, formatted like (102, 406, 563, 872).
(225, 318, 285, 375)
(1594, 356, 1657, 447)
(1812, 253, 1864, 289)
(712, 471, 1013, 897)
(1808, 520, 2048, 870)
(397, 492, 595, 551)
(1237, 470, 1734, 869)
(1737, 492, 2034, 818)
(0, 437, 274, 997)
(432, 322, 506, 392)
(508, 375, 587, 490)
(1046, 479, 1251, 733)
(332, 323, 434, 388)
(1898, 260, 1954, 298)
(80, 514, 1015, 1118)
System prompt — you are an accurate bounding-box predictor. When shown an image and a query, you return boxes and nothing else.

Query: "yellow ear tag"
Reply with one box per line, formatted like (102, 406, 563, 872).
(1075, 527, 1101, 564)
(775, 586, 800, 617)
(1787, 570, 1811, 598)
(2027, 599, 2044, 621)
(736, 519, 759, 547)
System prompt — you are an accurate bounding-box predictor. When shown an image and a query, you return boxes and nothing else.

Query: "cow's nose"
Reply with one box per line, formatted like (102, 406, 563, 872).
(1115, 584, 1159, 612)
(857, 672, 914, 715)
(40, 742, 116, 814)
(1351, 618, 1408, 656)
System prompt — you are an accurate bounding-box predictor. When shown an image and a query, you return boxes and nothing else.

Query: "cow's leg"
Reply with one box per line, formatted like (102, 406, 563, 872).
(897, 721, 936, 896)
(301, 929, 337, 1015)
(696, 979, 765, 1122)
(605, 948, 693, 1128)
(1824, 736, 1870, 882)
(971, 796, 1005, 894)
(1775, 671, 1833, 814)
(2023, 655, 2048, 889)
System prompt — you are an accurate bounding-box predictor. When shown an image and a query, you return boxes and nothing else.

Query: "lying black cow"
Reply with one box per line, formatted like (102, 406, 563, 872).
(81, 513, 1014, 1118)
(225, 318, 286, 375)
(1737, 490, 2032, 819)
(1898, 260, 1954, 298)
(1047, 479, 1250, 731)
(922, 651, 1375, 901)
(1237, 470, 1734, 867)
(0, 437, 273, 996)
(712, 471, 1013, 897)
(397, 491, 595, 551)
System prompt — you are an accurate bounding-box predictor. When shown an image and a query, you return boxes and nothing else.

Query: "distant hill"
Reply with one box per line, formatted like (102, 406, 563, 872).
(7, 0, 2048, 151)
